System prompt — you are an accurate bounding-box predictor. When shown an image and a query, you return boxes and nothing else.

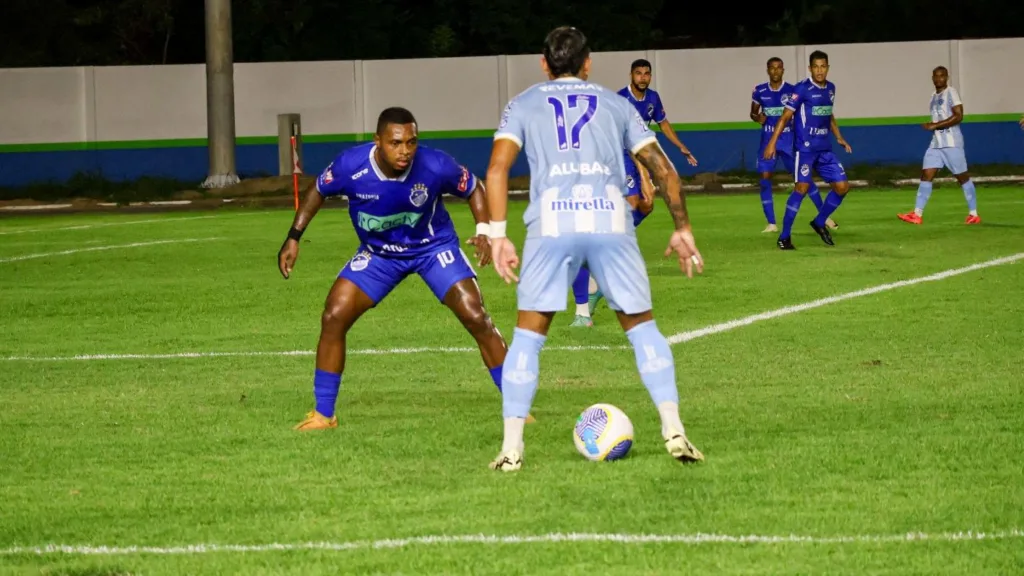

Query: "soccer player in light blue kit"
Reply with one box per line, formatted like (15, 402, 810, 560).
(897, 66, 980, 225)
(750, 56, 835, 233)
(569, 59, 698, 327)
(483, 27, 705, 471)
(763, 50, 853, 249)
(278, 107, 536, 430)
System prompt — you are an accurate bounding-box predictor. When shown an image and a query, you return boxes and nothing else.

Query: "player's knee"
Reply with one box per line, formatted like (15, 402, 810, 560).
(460, 303, 495, 336)
(956, 173, 970, 184)
(834, 182, 850, 194)
(321, 299, 356, 333)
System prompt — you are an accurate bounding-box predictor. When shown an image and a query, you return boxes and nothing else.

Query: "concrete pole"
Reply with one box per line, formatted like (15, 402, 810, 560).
(201, 0, 240, 188)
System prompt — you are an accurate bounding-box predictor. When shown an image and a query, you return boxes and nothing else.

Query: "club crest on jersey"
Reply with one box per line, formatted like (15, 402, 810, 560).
(646, 103, 655, 118)
(626, 174, 635, 189)
(322, 163, 334, 184)
(348, 250, 371, 272)
(800, 164, 810, 176)
(409, 183, 429, 207)
(780, 93, 793, 106)
(829, 90, 835, 102)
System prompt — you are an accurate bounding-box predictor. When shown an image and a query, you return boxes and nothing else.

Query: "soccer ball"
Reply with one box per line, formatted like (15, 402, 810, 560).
(573, 403, 634, 461)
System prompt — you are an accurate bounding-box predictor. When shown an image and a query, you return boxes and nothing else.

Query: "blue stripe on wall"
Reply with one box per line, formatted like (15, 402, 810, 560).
(0, 122, 1021, 187)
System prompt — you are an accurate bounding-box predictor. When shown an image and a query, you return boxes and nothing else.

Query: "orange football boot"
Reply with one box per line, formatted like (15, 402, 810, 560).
(965, 214, 981, 225)
(897, 212, 922, 225)
(293, 410, 338, 430)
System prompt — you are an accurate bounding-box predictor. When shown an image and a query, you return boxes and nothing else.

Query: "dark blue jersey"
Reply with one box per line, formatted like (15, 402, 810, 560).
(315, 143, 477, 258)
(752, 81, 796, 152)
(617, 86, 667, 126)
(787, 78, 837, 153)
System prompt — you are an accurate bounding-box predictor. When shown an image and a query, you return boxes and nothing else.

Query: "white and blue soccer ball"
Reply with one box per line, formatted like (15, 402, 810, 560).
(573, 403, 634, 461)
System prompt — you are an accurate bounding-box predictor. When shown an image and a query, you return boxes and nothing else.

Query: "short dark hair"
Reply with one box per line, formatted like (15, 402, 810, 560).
(543, 26, 590, 77)
(767, 57, 783, 67)
(809, 50, 829, 65)
(376, 107, 417, 135)
(933, 65, 948, 74)
(630, 58, 651, 72)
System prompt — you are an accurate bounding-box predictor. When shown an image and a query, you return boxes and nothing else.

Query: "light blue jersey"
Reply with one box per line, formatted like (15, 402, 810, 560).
(929, 86, 964, 149)
(495, 77, 659, 239)
(494, 76, 661, 315)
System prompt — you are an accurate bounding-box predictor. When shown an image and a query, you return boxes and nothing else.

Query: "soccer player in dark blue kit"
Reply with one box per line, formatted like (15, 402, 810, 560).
(569, 59, 695, 326)
(278, 107, 533, 430)
(751, 57, 835, 233)
(763, 50, 853, 249)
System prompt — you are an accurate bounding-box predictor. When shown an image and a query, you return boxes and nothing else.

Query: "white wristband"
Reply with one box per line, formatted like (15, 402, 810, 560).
(489, 220, 507, 239)
(475, 222, 490, 236)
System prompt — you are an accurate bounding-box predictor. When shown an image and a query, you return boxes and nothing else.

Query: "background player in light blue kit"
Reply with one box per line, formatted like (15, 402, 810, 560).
(897, 66, 981, 225)
(483, 27, 705, 472)
(569, 59, 693, 327)
(763, 50, 853, 249)
(750, 57, 835, 233)
(278, 107, 534, 431)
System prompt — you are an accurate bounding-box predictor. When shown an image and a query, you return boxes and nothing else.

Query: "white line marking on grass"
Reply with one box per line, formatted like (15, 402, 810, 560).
(0, 238, 222, 263)
(3, 253, 1021, 361)
(1, 529, 1020, 555)
(0, 212, 265, 236)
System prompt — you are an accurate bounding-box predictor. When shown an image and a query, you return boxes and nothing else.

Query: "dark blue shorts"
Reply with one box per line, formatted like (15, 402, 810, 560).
(623, 151, 650, 227)
(756, 149, 796, 175)
(338, 239, 476, 304)
(795, 150, 848, 184)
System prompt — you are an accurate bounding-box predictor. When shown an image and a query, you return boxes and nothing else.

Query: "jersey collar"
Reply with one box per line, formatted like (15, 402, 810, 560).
(368, 145, 413, 182)
(624, 85, 647, 102)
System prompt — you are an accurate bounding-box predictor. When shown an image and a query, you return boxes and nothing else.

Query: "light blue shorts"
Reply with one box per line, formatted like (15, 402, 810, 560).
(923, 147, 968, 175)
(517, 234, 652, 314)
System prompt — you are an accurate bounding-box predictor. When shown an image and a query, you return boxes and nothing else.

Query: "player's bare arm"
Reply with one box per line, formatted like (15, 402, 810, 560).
(829, 116, 853, 153)
(762, 108, 794, 159)
(278, 184, 325, 279)
(924, 104, 963, 131)
(657, 119, 698, 166)
(463, 180, 493, 267)
(750, 101, 766, 124)
(484, 138, 522, 283)
(634, 141, 704, 277)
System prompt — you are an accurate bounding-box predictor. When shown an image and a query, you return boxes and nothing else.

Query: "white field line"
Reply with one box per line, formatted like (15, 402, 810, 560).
(1, 529, 1021, 556)
(0, 212, 265, 236)
(3, 252, 1021, 362)
(0, 238, 222, 264)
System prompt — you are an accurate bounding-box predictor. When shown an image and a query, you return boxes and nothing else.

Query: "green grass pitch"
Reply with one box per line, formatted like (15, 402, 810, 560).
(1, 187, 1023, 575)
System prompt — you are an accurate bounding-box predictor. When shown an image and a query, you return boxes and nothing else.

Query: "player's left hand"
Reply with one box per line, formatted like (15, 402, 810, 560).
(490, 237, 519, 284)
(664, 227, 704, 279)
(681, 149, 698, 166)
(921, 122, 936, 131)
(465, 234, 492, 267)
(838, 139, 853, 154)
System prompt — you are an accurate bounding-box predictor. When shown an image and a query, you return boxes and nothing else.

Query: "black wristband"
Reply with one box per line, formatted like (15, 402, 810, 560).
(287, 226, 304, 241)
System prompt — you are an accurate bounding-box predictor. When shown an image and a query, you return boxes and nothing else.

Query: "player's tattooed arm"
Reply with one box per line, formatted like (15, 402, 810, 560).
(634, 143, 690, 229)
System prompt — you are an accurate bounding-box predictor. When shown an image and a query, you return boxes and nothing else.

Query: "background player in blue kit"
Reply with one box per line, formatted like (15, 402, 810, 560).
(750, 57, 835, 233)
(568, 59, 689, 327)
(484, 27, 705, 471)
(569, 154, 653, 327)
(277, 107, 532, 430)
(763, 50, 853, 249)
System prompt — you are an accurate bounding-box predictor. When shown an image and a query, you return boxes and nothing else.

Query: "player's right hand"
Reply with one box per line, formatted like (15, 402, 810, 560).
(491, 237, 519, 284)
(665, 228, 704, 279)
(278, 238, 300, 279)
